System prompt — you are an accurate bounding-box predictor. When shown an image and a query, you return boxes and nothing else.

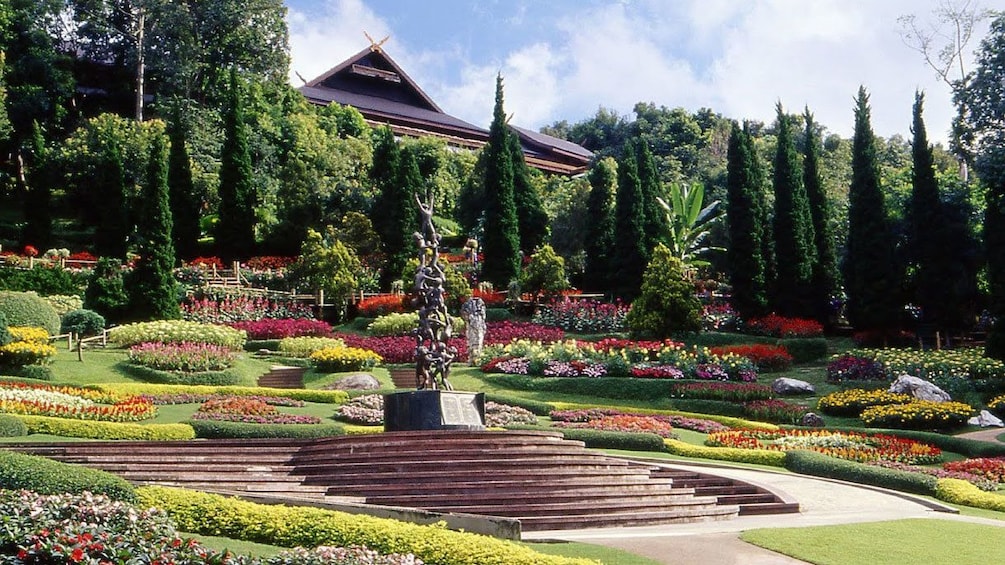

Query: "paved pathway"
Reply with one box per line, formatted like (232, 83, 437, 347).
(523, 459, 1005, 565)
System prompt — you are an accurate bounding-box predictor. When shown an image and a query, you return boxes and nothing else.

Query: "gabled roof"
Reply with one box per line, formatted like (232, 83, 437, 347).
(297, 46, 591, 175)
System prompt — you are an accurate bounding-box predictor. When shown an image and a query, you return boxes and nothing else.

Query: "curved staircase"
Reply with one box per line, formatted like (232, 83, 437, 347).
(4, 430, 797, 532)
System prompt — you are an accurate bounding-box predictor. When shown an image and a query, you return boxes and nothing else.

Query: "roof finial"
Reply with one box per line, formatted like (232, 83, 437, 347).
(364, 31, 390, 53)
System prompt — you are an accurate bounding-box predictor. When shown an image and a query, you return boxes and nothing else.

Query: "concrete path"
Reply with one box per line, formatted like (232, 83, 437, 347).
(523, 460, 1005, 565)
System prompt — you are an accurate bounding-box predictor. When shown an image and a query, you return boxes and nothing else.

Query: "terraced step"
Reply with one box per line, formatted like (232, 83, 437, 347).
(650, 467, 800, 517)
(257, 365, 307, 388)
(518, 505, 739, 531)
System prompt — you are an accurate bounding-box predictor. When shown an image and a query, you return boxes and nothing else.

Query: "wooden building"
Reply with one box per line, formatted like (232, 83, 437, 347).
(298, 45, 592, 175)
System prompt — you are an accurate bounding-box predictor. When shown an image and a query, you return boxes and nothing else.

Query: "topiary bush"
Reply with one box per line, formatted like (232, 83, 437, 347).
(0, 450, 137, 501)
(0, 291, 61, 335)
(84, 257, 130, 323)
(61, 308, 106, 336)
(0, 414, 27, 437)
(17, 414, 195, 440)
(625, 245, 701, 338)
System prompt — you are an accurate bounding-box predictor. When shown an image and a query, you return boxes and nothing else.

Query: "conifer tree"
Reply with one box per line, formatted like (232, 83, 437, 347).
(92, 140, 129, 260)
(480, 74, 521, 288)
(637, 139, 668, 252)
(508, 131, 548, 254)
(844, 87, 902, 332)
(625, 244, 702, 339)
(214, 68, 256, 263)
(370, 127, 417, 289)
(612, 143, 648, 300)
(167, 107, 200, 262)
(803, 109, 838, 326)
(584, 157, 618, 294)
(21, 121, 52, 250)
(725, 122, 769, 320)
(771, 104, 816, 318)
(126, 132, 180, 321)
(0, 53, 11, 148)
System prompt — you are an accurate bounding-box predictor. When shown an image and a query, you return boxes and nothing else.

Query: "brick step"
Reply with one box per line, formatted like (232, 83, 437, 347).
(715, 493, 780, 505)
(304, 466, 656, 486)
(50, 454, 297, 464)
(649, 467, 799, 516)
(518, 505, 739, 531)
(692, 484, 761, 496)
(328, 477, 680, 497)
(294, 456, 637, 475)
(73, 462, 297, 473)
(299, 430, 573, 452)
(738, 502, 801, 515)
(367, 488, 698, 508)
(116, 472, 307, 484)
(292, 445, 598, 464)
(132, 480, 329, 496)
(420, 495, 722, 517)
(256, 365, 306, 389)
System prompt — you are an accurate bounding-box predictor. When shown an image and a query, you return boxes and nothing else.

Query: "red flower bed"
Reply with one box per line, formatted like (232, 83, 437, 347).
(228, 318, 332, 340)
(336, 333, 468, 364)
(67, 251, 98, 262)
(670, 381, 773, 402)
(188, 256, 226, 269)
(484, 321, 564, 345)
(943, 457, 1005, 483)
(745, 314, 823, 338)
(741, 399, 808, 425)
(630, 365, 685, 379)
(356, 294, 408, 317)
(245, 256, 297, 270)
(710, 344, 793, 372)
(592, 338, 683, 354)
(472, 288, 507, 307)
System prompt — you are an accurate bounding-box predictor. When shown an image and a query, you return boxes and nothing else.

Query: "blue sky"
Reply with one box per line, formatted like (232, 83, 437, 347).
(285, 0, 999, 145)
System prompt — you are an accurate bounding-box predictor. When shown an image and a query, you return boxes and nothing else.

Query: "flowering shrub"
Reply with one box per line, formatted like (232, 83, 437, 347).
(336, 394, 384, 425)
(368, 312, 465, 337)
(41, 294, 84, 316)
(191, 396, 321, 425)
(989, 395, 1005, 419)
(0, 382, 156, 422)
(869, 460, 998, 491)
(701, 301, 739, 332)
(826, 354, 887, 382)
(278, 336, 345, 357)
(484, 321, 564, 345)
(709, 344, 793, 372)
(860, 400, 975, 430)
(745, 314, 823, 338)
(188, 256, 226, 269)
(817, 388, 914, 417)
(67, 250, 98, 262)
(228, 318, 332, 340)
(543, 360, 607, 377)
(549, 408, 729, 433)
(706, 429, 942, 465)
(0, 339, 57, 367)
(741, 399, 808, 425)
(629, 365, 685, 379)
(245, 256, 297, 270)
(836, 348, 1005, 382)
(310, 346, 382, 372)
(943, 457, 1005, 483)
(532, 298, 628, 333)
(128, 342, 236, 372)
(356, 294, 408, 318)
(181, 289, 314, 323)
(336, 333, 468, 364)
(553, 414, 679, 438)
(109, 320, 246, 350)
(485, 401, 538, 426)
(669, 381, 773, 402)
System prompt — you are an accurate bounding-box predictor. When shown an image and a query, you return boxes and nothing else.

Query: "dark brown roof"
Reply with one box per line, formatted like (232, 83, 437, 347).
(297, 46, 591, 175)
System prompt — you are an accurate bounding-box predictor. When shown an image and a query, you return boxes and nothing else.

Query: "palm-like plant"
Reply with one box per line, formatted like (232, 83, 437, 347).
(656, 181, 725, 271)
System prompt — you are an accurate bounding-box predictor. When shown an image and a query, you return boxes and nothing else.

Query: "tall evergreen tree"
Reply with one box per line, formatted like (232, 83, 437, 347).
(803, 109, 838, 326)
(214, 68, 256, 263)
(21, 121, 52, 250)
(167, 107, 201, 262)
(480, 75, 521, 288)
(92, 139, 129, 260)
(389, 150, 422, 288)
(584, 157, 618, 294)
(771, 104, 816, 318)
(370, 127, 415, 289)
(725, 122, 769, 320)
(126, 132, 180, 321)
(637, 139, 668, 252)
(508, 131, 548, 254)
(612, 143, 648, 300)
(844, 87, 902, 332)
(0, 53, 11, 143)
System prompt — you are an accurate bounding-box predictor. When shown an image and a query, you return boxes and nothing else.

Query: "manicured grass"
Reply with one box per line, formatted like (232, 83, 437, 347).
(525, 540, 663, 565)
(188, 533, 287, 558)
(741, 519, 1005, 565)
(44, 347, 275, 387)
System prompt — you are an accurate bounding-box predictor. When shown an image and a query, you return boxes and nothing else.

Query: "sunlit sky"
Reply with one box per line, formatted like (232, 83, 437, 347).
(284, 0, 1001, 144)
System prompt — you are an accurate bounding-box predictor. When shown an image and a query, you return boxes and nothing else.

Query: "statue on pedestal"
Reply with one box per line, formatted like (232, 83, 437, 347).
(411, 195, 456, 390)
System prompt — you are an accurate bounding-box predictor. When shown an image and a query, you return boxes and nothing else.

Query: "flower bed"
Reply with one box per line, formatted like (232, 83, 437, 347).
(181, 289, 313, 323)
(336, 394, 384, 425)
(310, 346, 382, 372)
(744, 314, 823, 338)
(139, 393, 305, 407)
(277, 336, 345, 357)
(484, 321, 564, 345)
(0, 339, 57, 367)
(741, 399, 808, 425)
(356, 294, 408, 317)
(709, 344, 793, 372)
(336, 333, 468, 364)
(368, 312, 465, 337)
(826, 354, 887, 382)
(869, 460, 998, 491)
(552, 414, 679, 438)
(549, 408, 729, 433)
(532, 298, 628, 333)
(128, 342, 236, 372)
(816, 388, 914, 417)
(670, 382, 773, 402)
(706, 429, 942, 464)
(829, 348, 1005, 382)
(942, 457, 1005, 483)
(227, 318, 332, 340)
(0, 382, 155, 422)
(190, 396, 321, 425)
(109, 320, 247, 350)
(860, 400, 975, 430)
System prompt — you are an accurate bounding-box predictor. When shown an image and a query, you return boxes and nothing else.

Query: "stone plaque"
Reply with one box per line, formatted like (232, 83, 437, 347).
(384, 390, 485, 432)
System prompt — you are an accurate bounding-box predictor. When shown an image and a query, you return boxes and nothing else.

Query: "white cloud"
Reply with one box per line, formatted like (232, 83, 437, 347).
(286, 0, 393, 85)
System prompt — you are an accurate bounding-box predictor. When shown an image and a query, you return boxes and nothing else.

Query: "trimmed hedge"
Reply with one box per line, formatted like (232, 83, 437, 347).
(664, 438, 786, 466)
(935, 478, 1005, 512)
(783, 450, 937, 495)
(0, 291, 61, 335)
(485, 374, 672, 401)
(778, 338, 828, 363)
(483, 392, 554, 416)
(17, 415, 196, 440)
(506, 425, 666, 452)
(187, 420, 345, 439)
(136, 486, 596, 565)
(93, 382, 349, 404)
(0, 450, 136, 501)
(0, 365, 53, 381)
(245, 339, 281, 352)
(548, 402, 779, 431)
(118, 362, 243, 386)
(0, 414, 27, 436)
(669, 399, 745, 418)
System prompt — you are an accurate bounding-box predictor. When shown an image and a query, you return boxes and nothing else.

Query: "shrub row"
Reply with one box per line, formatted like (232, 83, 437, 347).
(109, 320, 247, 350)
(0, 414, 26, 436)
(935, 478, 1005, 512)
(506, 424, 666, 452)
(483, 392, 554, 416)
(94, 382, 349, 404)
(117, 362, 244, 386)
(16, 415, 196, 440)
(0, 451, 136, 501)
(135, 486, 597, 565)
(783, 450, 938, 495)
(485, 374, 672, 401)
(186, 420, 345, 439)
(664, 438, 787, 466)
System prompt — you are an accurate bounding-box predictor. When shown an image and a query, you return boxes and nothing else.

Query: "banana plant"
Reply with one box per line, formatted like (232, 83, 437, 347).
(656, 181, 725, 271)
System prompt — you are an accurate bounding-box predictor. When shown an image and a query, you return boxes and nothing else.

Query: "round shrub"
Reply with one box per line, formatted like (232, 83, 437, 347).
(0, 414, 27, 437)
(0, 291, 61, 335)
(625, 246, 701, 338)
(0, 450, 136, 501)
(826, 353, 887, 382)
(309, 346, 381, 372)
(109, 320, 246, 350)
(61, 308, 106, 336)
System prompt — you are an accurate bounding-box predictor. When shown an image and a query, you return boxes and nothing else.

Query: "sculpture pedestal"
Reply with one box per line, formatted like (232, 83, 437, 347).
(383, 390, 485, 432)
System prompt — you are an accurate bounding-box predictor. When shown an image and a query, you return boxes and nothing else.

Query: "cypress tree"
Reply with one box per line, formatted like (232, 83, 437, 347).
(480, 74, 521, 288)
(612, 143, 648, 301)
(771, 104, 816, 318)
(637, 139, 668, 252)
(21, 121, 52, 250)
(508, 130, 549, 254)
(803, 109, 838, 326)
(167, 107, 201, 262)
(370, 127, 416, 289)
(584, 157, 618, 294)
(844, 87, 901, 332)
(126, 133, 180, 321)
(214, 68, 257, 263)
(725, 122, 769, 320)
(92, 140, 129, 260)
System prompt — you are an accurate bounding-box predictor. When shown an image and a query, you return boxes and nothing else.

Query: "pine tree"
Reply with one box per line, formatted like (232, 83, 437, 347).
(508, 130, 548, 254)
(771, 104, 816, 318)
(480, 74, 521, 288)
(370, 127, 418, 289)
(637, 139, 668, 252)
(725, 122, 769, 320)
(126, 132, 180, 321)
(167, 107, 201, 262)
(844, 87, 902, 332)
(803, 109, 838, 326)
(612, 143, 648, 301)
(214, 68, 257, 263)
(92, 140, 129, 260)
(21, 121, 51, 250)
(584, 157, 618, 294)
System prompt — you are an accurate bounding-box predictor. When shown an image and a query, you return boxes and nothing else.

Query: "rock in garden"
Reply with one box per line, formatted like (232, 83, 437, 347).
(329, 373, 381, 390)
(888, 374, 951, 402)
(800, 412, 825, 427)
(968, 409, 1005, 428)
(771, 377, 816, 395)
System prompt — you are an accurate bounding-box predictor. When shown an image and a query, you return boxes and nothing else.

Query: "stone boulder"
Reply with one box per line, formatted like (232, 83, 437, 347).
(772, 377, 816, 396)
(328, 373, 381, 391)
(968, 409, 1005, 428)
(888, 374, 951, 402)
(800, 412, 825, 427)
